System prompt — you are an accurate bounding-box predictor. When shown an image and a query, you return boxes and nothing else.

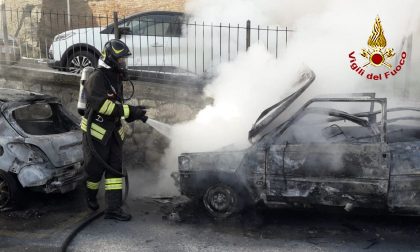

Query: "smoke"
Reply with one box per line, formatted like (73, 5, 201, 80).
(151, 0, 420, 195)
(186, 0, 331, 26)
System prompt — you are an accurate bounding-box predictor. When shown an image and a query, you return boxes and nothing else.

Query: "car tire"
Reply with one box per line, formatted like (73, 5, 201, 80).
(0, 170, 23, 210)
(203, 183, 246, 219)
(66, 50, 98, 74)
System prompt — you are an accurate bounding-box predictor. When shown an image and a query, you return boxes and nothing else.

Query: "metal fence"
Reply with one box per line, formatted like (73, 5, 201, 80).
(0, 7, 292, 81)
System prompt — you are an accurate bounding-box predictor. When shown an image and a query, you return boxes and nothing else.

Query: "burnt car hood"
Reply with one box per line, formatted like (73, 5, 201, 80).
(24, 131, 83, 168)
(248, 68, 316, 143)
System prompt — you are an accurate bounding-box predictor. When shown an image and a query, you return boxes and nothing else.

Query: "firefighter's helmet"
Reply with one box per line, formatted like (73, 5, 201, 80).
(101, 39, 131, 72)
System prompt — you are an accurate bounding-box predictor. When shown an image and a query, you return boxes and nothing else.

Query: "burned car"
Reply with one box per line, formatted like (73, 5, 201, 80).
(0, 88, 84, 209)
(178, 70, 420, 218)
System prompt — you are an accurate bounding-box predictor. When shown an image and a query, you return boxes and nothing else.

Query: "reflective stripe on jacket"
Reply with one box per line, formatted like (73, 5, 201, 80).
(81, 68, 132, 145)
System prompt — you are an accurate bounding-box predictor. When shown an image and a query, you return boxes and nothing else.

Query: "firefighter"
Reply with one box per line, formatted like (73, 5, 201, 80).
(81, 39, 147, 221)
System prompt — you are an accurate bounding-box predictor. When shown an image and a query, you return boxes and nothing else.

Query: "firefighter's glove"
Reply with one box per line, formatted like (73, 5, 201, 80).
(130, 105, 148, 123)
(139, 115, 148, 123)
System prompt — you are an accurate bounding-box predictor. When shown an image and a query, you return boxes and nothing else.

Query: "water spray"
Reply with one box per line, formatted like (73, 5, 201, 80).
(146, 118, 172, 138)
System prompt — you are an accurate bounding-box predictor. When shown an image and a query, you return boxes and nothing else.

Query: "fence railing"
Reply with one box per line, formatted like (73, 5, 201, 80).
(0, 7, 292, 81)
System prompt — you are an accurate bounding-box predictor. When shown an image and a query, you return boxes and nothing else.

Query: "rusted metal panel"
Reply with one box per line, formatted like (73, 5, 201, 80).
(264, 142, 389, 208)
(185, 151, 246, 173)
(24, 132, 83, 168)
(284, 143, 387, 178)
(265, 145, 287, 199)
(242, 148, 266, 196)
(389, 142, 420, 175)
(270, 179, 388, 208)
(387, 141, 420, 213)
(388, 176, 420, 214)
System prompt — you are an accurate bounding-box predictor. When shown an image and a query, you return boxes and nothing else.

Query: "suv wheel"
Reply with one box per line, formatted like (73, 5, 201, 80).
(0, 170, 22, 209)
(203, 183, 244, 219)
(67, 51, 98, 74)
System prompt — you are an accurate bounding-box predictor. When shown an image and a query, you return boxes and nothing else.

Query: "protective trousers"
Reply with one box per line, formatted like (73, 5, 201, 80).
(83, 133, 123, 212)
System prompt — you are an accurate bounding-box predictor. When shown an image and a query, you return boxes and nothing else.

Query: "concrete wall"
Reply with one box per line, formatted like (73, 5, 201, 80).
(0, 65, 209, 169)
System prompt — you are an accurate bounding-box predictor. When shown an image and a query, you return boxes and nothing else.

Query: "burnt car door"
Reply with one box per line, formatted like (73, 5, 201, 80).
(386, 108, 420, 214)
(265, 100, 390, 209)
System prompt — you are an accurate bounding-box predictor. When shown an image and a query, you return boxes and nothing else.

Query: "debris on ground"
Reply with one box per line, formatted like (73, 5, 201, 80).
(150, 195, 203, 223)
(4, 209, 45, 219)
(364, 234, 383, 249)
(164, 212, 182, 222)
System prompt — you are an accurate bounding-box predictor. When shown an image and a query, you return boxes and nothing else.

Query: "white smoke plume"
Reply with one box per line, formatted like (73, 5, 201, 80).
(152, 0, 420, 195)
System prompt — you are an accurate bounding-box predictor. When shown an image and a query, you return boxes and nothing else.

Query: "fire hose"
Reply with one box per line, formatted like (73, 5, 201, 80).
(60, 69, 135, 251)
(60, 109, 130, 252)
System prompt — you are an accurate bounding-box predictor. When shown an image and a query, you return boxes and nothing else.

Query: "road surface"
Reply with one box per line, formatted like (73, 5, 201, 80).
(1, 171, 419, 252)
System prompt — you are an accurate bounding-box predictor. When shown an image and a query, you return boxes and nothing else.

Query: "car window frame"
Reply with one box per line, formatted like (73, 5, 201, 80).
(100, 12, 185, 37)
(6, 101, 79, 137)
(277, 107, 378, 144)
(13, 103, 54, 121)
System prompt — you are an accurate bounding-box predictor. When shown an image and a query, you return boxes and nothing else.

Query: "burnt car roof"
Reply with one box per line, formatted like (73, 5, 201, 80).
(0, 88, 56, 103)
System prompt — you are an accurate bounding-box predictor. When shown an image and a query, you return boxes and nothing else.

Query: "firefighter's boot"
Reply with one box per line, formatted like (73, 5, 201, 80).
(104, 178, 131, 221)
(86, 180, 100, 211)
(104, 207, 132, 221)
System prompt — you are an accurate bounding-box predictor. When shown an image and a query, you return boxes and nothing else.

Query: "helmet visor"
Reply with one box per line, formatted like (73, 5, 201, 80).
(117, 57, 128, 69)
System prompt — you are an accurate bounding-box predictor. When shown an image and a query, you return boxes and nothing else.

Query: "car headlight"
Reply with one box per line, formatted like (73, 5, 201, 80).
(54, 31, 76, 42)
(178, 156, 191, 170)
(18, 165, 49, 187)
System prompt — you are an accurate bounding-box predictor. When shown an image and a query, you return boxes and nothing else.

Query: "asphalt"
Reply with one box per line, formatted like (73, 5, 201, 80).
(1, 179, 420, 252)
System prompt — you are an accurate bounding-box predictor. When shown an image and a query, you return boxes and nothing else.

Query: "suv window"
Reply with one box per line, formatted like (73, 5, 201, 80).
(120, 14, 183, 37)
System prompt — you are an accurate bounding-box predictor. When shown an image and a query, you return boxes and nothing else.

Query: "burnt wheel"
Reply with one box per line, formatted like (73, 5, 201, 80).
(203, 184, 243, 219)
(0, 170, 22, 209)
(66, 50, 98, 74)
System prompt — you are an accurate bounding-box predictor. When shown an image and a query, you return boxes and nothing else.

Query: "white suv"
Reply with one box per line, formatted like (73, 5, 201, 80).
(48, 11, 188, 75)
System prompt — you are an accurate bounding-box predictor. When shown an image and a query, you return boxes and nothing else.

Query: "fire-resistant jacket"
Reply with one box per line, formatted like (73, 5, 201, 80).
(81, 68, 134, 145)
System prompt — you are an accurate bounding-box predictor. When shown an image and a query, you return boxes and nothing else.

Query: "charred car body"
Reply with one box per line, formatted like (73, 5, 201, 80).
(179, 70, 420, 218)
(0, 88, 84, 209)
